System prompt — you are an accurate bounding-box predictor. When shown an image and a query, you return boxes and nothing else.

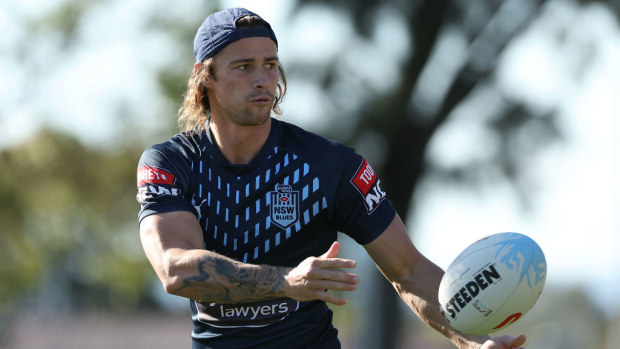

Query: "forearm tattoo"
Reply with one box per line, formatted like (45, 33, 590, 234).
(176, 254, 286, 303)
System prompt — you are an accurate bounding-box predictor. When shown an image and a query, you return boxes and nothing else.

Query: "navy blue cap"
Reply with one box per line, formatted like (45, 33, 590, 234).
(193, 8, 278, 62)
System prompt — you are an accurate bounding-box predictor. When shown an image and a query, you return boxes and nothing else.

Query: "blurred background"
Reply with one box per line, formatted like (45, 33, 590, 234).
(1, 0, 619, 348)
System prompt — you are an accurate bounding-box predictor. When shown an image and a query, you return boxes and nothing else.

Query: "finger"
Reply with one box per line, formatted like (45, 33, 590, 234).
(313, 257, 357, 269)
(311, 279, 358, 292)
(508, 334, 526, 347)
(308, 269, 359, 285)
(320, 241, 341, 259)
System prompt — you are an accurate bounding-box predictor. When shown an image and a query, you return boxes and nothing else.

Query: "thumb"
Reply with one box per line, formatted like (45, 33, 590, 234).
(321, 241, 341, 259)
(509, 334, 526, 347)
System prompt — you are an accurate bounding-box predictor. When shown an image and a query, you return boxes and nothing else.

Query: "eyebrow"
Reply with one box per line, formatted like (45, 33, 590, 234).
(229, 56, 279, 65)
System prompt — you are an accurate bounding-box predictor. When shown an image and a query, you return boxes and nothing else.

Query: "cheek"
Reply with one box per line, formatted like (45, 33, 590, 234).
(214, 77, 242, 93)
(215, 81, 247, 105)
(269, 71, 280, 84)
(227, 81, 246, 96)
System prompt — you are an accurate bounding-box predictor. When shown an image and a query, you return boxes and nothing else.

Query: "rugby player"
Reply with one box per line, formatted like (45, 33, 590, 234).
(137, 7, 527, 349)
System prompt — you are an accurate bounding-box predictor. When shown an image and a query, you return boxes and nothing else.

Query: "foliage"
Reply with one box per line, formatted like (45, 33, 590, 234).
(1, 0, 218, 318)
(0, 130, 149, 311)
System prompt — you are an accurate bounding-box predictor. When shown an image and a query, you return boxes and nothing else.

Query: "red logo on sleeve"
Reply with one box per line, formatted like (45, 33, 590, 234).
(137, 166, 175, 186)
(352, 159, 377, 195)
(350, 159, 387, 213)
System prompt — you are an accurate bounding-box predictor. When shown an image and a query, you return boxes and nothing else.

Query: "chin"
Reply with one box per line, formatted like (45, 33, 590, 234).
(249, 112, 272, 126)
(237, 116, 269, 127)
(228, 107, 272, 127)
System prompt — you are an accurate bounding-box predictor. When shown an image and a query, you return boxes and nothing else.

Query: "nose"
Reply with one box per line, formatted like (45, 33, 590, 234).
(253, 67, 272, 89)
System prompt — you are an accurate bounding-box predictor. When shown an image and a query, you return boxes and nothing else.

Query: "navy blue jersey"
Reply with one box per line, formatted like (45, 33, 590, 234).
(137, 118, 396, 348)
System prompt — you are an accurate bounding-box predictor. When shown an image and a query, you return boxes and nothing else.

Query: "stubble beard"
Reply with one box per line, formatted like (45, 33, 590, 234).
(235, 107, 271, 126)
(217, 91, 275, 127)
(236, 96, 274, 126)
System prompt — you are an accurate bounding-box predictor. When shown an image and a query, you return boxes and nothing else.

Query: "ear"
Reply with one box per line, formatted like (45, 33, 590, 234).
(193, 62, 201, 75)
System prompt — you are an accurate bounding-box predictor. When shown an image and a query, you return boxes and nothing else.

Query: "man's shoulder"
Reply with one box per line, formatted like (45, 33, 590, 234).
(274, 118, 355, 159)
(139, 130, 208, 167)
(272, 118, 364, 185)
(144, 131, 207, 157)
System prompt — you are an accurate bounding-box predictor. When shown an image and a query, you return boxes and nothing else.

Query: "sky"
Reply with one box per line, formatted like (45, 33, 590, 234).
(1, 0, 619, 316)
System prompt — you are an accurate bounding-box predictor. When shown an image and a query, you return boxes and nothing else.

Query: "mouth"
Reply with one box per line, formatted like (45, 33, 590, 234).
(249, 95, 274, 105)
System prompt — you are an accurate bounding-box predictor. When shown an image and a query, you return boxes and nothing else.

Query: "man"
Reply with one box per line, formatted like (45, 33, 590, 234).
(136, 7, 527, 349)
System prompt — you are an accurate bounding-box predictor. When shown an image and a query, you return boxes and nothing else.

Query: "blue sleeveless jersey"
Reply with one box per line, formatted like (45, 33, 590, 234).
(137, 118, 396, 348)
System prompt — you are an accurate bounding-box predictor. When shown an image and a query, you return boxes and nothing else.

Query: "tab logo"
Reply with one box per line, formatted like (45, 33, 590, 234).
(351, 159, 386, 213)
(270, 184, 299, 229)
(137, 166, 175, 186)
(137, 185, 180, 203)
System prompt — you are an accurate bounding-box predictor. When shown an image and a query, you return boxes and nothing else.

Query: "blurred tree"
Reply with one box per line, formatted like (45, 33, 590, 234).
(1, 0, 217, 321)
(0, 130, 145, 306)
(288, 0, 617, 347)
(0, 129, 150, 314)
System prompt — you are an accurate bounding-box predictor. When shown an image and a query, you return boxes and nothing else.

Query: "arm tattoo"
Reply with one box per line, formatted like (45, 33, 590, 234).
(176, 254, 286, 303)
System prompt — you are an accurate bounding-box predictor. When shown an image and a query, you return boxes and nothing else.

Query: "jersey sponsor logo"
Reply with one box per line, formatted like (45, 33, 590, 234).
(137, 166, 175, 186)
(137, 185, 180, 203)
(351, 159, 387, 213)
(442, 264, 501, 320)
(270, 184, 299, 229)
(194, 298, 300, 328)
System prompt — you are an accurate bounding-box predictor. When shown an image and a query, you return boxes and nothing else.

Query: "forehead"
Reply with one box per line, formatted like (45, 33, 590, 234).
(214, 37, 278, 63)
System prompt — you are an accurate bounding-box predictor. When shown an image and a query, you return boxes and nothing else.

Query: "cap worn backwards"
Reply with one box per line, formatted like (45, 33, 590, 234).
(193, 8, 278, 63)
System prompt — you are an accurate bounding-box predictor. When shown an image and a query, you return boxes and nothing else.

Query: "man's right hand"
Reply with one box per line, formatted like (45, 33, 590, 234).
(283, 241, 359, 305)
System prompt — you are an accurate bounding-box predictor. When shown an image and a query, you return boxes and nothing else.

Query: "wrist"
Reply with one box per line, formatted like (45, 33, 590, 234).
(277, 266, 293, 298)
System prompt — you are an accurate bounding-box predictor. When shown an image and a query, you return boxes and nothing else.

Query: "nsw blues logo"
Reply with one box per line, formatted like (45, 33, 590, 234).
(270, 184, 299, 229)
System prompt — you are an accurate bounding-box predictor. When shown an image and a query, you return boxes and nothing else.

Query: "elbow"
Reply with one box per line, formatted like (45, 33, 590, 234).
(161, 275, 183, 295)
(381, 264, 417, 294)
(379, 260, 414, 285)
(158, 254, 185, 295)
(388, 271, 414, 290)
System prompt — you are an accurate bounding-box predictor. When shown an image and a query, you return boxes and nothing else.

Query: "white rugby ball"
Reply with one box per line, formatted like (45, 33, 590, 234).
(438, 232, 546, 335)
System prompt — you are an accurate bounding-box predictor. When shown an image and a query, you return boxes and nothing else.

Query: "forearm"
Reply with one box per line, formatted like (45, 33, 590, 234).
(364, 217, 520, 348)
(140, 212, 291, 304)
(391, 260, 489, 348)
(140, 213, 358, 306)
(163, 248, 290, 303)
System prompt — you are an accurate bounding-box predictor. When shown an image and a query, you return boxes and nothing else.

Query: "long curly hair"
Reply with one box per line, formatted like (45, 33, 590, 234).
(177, 16, 287, 134)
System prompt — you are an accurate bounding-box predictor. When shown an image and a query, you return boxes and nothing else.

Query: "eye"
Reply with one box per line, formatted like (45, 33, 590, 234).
(236, 64, 248, 71)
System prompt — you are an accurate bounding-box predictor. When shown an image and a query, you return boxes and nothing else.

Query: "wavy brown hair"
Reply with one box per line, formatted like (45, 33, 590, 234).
(177, 16, 287, 134)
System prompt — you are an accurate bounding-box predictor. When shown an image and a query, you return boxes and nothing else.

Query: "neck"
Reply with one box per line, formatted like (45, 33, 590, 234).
(208, 118, 272, 164)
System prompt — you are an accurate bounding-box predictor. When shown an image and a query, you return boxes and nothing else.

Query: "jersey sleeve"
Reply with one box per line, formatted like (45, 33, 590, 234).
(136, 136, 197, 224)
(330, 151, 396, 245)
